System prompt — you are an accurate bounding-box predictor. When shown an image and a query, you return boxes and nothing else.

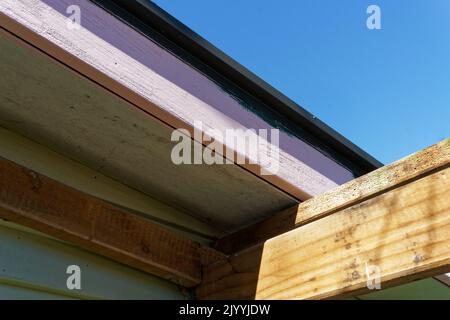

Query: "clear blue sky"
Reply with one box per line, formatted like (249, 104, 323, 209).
(154, 0, 450, 164)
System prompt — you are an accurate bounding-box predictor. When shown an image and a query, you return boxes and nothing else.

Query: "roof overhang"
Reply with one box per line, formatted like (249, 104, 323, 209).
(0, 0, 379, 234)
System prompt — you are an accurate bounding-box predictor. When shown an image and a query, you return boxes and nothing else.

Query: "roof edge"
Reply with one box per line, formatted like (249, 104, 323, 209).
(95, 0, 383, 174)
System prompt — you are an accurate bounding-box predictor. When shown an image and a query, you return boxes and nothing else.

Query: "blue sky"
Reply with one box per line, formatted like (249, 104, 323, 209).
(154, 0, 450, 164)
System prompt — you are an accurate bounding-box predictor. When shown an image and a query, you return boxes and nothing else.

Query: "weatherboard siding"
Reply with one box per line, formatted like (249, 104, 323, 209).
(0, 126, 216, 243)
(0, 127, 199, 299)
(0, 220, 187, 300)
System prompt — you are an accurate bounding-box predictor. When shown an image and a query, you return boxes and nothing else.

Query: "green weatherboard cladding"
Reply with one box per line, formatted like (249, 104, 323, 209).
(0, 220, 187, 300)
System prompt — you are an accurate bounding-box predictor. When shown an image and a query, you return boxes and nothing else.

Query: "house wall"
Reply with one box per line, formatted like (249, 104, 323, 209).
(0, 126, 216, 243)
(0, 219, 187, 299)
(0, 126, 204, 299)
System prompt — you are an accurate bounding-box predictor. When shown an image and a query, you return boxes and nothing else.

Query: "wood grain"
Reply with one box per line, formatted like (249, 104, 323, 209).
(198, 165, 450, 299)
(216, 138, 450, 253)
(0, 156, 206, 287)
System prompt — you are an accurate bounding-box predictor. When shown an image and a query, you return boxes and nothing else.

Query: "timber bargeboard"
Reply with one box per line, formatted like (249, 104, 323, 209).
(0, 26, 296, 234)
(0, 0, 361, 206)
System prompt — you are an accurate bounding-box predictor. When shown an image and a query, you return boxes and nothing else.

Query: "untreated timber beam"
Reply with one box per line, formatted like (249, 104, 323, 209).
(0, 156, 225, 288)
(198, 139, 450, 299)
(216, 138, 450, 254)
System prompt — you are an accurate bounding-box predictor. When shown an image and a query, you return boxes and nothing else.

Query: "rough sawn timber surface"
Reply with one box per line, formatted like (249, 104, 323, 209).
(198, 139, 450, 299)
(216, 139, 450, 253)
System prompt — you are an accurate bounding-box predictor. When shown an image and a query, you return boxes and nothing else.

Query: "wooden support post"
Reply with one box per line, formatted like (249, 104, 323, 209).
(198, 139, 450, 299)
(0, 156, 218, 288)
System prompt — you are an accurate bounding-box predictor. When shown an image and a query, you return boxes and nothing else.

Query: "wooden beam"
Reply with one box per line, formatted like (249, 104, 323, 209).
(198, 140, 450, 299)
(0, 156, 213, 288)
(216, 139, 450, 253)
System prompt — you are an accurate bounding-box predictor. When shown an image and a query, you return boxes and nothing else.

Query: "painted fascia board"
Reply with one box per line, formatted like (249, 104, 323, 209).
(105, 0, 383, 173)
(1, 0, 356, 200)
